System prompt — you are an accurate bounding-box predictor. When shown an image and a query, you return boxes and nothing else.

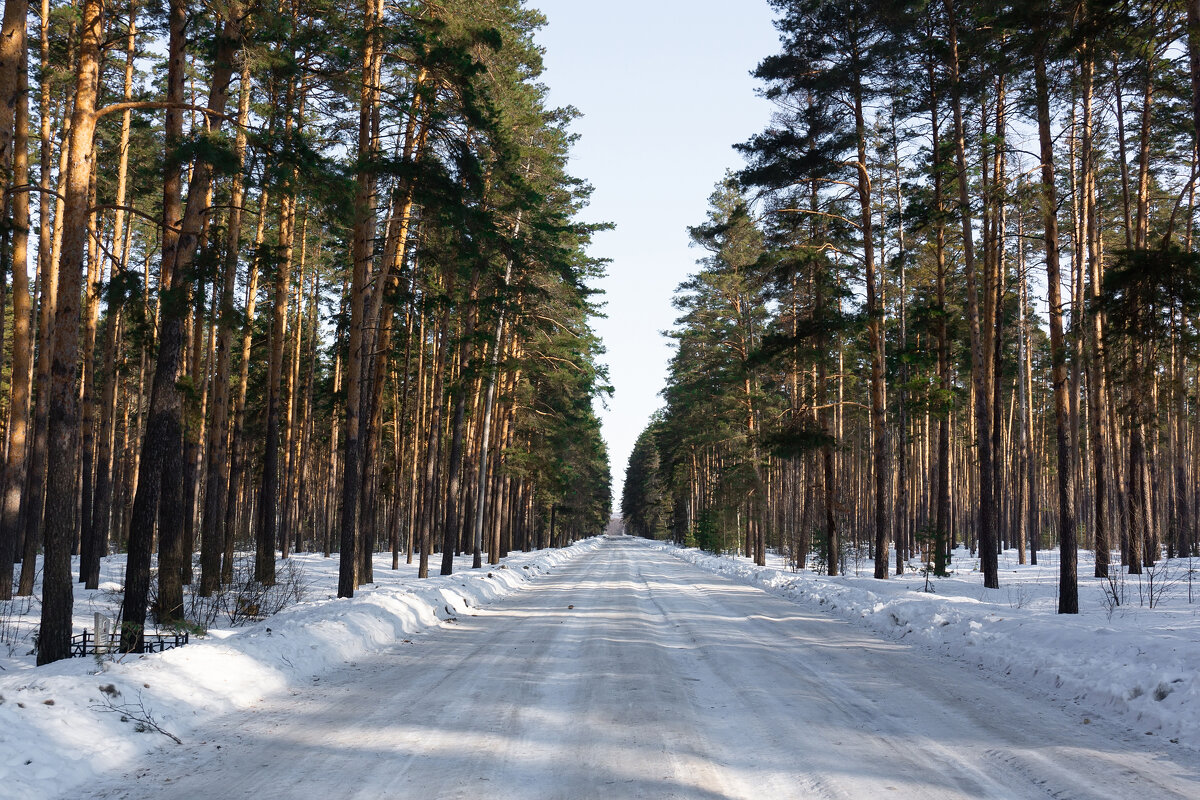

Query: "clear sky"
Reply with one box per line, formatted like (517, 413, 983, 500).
(533, 0, 780, 506)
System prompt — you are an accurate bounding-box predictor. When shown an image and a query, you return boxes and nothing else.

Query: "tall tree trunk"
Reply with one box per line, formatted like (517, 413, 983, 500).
(809, 176, 839, 576)
(990, 76, 1008, 558)
(281, 213, 307, 559)
(17, 0, 60, 598)
(338, 0, 382, 597)
(1081, 32, 1112, 578)
(1174, 312, 1192, 558)
(472, 217, 519, 569)
(851, 75, 889, 579)
(419, 271, 455, 579)
(0, 12, 30, 600)
(1017, 240, 1032, 565)
(257, 73, 305, 587)
(1035, 50, 1078, 613)
(927, 43, 952, 577)
(890, 107, 909, 575)
(357, 71, 425, 582)
(223, 185, 268, 582)
(199, 60, 250, 594)
(0, 0, 26, 182)
(122, 0, 241, 646)
(440, 275, 478, 575)
(38, 0, 104, 665)
(87, 1, 137, 590)
(945, 0, 998, 588)
(79, 162, 102, 577)
(124, 0, 188, 642)
(1180, 0, 1200, 558)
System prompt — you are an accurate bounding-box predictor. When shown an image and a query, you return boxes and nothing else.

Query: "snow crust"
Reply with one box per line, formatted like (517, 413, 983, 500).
(646, 540, 1200, 749)
(0, 540, 600, 800)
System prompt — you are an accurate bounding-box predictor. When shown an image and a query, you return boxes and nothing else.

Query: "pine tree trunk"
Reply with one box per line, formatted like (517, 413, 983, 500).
(129, 0, 189, 636)
(441, 277, 478, 575)
(408, 299, 429, 566)
(223, 186, 268, 582)
(1081, 37, 1112, 578)
(357, 75, 425, 582)
(78, 164, 102, 580)
(945, 0, 998, 588)
(0, 13, 30, 600)
(338, 0, 383, 596)
(890, 110, 909, 575)
(813, 246, 838, 576)
(419, 274, 455, 579)
(928, 45, 952, 577)
(199, 60, 250, 595)
(1035, 51, 1078, 613)
(38, 0, 104, 665)
(280, 211, 307, 560)
(0, 0, 26, 180)
(123, 0, 241, 645)
(87, 5, 137, 589)
(473, 226, 518, 569)
(1016, 241, 1032, 565)
(851, 77, 889, 579)
(257, 75, 305, 587)
(989, 77, 1008, 559)
(181, 263, 214, 585)
(17, 0, 60, 598)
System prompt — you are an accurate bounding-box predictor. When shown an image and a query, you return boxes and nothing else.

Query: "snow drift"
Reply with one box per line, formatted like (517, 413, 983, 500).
(0, 539, 601, 800)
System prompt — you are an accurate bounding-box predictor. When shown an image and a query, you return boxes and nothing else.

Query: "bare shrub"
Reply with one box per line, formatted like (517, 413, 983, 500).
(1140, 558, 1181, 609)
(183, 555, 309, 628)
(1099, 569, 1126, 620)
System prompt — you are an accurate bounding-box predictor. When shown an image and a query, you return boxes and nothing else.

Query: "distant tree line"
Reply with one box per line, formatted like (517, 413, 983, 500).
(622, 0, 1200, 614)
(0, 0, 612, 664)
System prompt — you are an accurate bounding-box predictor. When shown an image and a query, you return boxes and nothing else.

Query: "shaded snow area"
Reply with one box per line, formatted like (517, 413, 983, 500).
(647, 540, 1200, 748)
(0, 539, 601, 800)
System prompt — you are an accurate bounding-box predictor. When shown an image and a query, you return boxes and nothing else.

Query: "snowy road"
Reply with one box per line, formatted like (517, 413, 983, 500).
(83, 536, 1200, 799)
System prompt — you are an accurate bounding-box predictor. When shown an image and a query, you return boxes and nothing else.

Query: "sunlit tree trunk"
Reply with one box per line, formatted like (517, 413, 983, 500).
(338, 0, 383, 597)
(1081, 32, 1112, 578)
(223, 185, 268, 582)
(0, 13, 30, 600)
(200, 60, 251, 594)
(39, 0, 104, 665)
(18, 0, 61, 599)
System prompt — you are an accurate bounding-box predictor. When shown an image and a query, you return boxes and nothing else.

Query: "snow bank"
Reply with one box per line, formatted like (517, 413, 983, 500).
(0, 539, 601, 800)
(643, 540, 1200, 748)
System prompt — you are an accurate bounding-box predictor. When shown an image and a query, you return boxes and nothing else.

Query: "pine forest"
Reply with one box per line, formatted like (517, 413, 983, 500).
(0, 0, 612, 666)
(623, 0, 1200, 615)
(8, 1, 1200, 796)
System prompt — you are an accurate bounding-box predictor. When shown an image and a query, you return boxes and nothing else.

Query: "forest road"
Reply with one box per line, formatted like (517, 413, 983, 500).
(83, 535, 1200, 800)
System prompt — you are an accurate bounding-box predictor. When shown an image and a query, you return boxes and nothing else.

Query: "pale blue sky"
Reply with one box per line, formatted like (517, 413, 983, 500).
(534, 0, 779, 504)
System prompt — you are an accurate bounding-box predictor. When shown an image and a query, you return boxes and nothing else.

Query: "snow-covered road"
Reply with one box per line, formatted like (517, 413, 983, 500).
(84, 536, 1200, 799)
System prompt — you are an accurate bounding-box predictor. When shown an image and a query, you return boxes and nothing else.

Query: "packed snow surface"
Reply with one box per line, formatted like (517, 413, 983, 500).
(4, 536, 1200, 799)
(650, 540, 1200, 750)
(0, 541, 602, 800)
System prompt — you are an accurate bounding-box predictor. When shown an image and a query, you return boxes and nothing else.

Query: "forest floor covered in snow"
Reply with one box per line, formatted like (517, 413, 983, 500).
(2, 537, 1198, 800)
(53, 536, 1200, 799)
(0, 540, 602, 800)
(650, 541, 1200, 750)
